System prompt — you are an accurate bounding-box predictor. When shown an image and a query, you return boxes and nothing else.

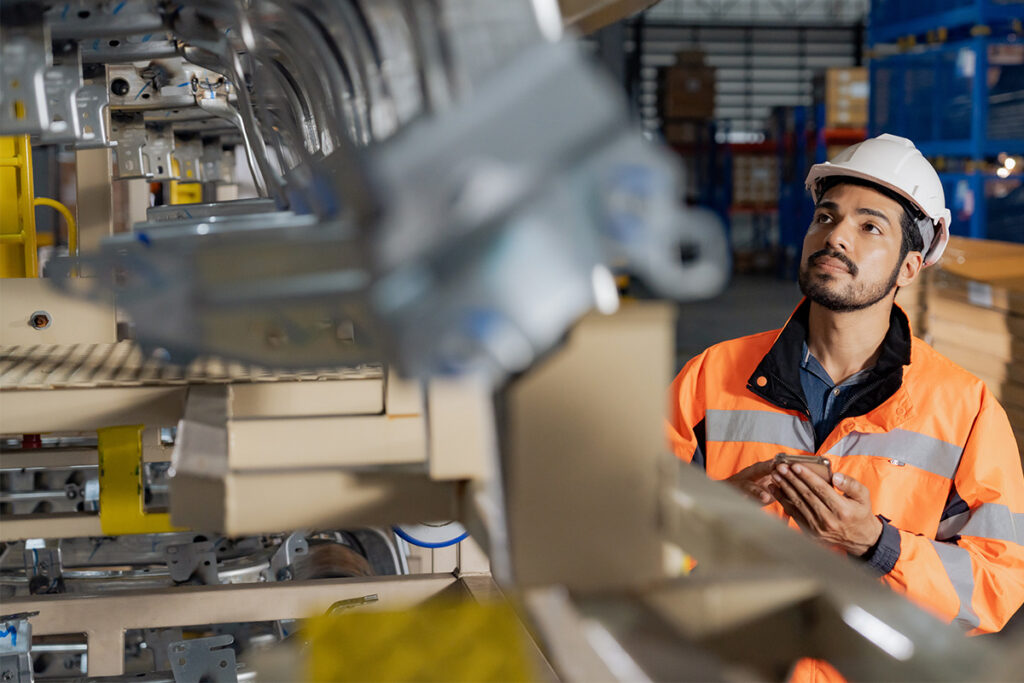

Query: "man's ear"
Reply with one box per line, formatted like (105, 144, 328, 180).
(897, 250, 924, 288)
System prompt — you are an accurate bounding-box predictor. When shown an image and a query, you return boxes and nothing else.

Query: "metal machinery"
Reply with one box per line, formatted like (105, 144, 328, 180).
(0, 1, 1019, 681)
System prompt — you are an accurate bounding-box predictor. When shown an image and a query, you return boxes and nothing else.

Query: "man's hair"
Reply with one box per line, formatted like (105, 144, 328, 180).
(815, 176, 925, 263)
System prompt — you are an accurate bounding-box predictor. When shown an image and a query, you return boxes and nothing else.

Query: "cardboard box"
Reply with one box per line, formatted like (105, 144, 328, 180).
(924, 237, 1024, 452)
(895, 270, 928, 337)
(663, 120, 709, 145)
(823, 67, 868, 128)
(660, 65, 716, 120)
(929, 236, 1024, 315)
(732, 154, 777, 206)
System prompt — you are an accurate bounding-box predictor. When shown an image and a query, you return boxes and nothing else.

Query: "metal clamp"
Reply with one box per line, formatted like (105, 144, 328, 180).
(23, 544, 64, 595)
(0, 611, 38, 683)
(142, 627, 184, 671)
(97, 425, 186, 535)
(168, 634, 237, 683)
(165, 540, 220, 585)
(268, 531, 309, 581)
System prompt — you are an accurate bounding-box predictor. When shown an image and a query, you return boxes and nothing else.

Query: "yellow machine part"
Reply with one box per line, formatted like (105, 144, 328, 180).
(305, 600, 537, 682)
(0, 136, 79, 277)
(97, 425, 188, 535)
(169, 158, 202, 205)
(0, 135, 39, 278)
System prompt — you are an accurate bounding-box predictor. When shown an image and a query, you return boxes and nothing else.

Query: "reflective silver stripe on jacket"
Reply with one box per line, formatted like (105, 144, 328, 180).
(705, 409, 814, 452)
(956, 502, 1024, 545)
(827, 429, 963, 479)
(929, 540, 980, 630)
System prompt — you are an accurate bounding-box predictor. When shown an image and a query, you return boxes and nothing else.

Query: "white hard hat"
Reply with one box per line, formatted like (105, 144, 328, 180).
(804, 134, 951, 266)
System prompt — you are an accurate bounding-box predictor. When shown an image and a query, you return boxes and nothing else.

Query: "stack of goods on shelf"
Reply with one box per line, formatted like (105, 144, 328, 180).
(731, 153, 777, 207)
(658, 50, 716, 124)
(869, 0, 1024, 242)
(815, 66, 869, 134)
(925, 236, 1024, 449)
(895, 267, 928, 337)
(659, 50, 716, 201)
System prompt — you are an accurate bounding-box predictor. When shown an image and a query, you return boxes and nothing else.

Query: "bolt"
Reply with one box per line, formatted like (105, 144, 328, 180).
(3, 670, 13, 681)
(265, 326, 287, 348)
(110, 78, 130, 97)
(29, 311, 51, 329)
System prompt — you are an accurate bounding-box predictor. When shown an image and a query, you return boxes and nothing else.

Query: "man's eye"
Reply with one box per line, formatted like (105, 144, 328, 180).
(864, 223, 881, 234)
(816, 214, 832, 224)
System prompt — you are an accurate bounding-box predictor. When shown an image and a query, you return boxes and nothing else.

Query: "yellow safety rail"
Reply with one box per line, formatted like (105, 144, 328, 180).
(97, 425, 188, 535)
(0, 135, 78, 277)
(34, 197, 78, 258)
(0, 135, 39, 277)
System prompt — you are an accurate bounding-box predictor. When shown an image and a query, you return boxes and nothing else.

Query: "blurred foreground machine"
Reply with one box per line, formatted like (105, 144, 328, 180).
(0, 0, 1019, 681)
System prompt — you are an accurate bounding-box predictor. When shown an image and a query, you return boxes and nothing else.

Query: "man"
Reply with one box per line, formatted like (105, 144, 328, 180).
(667, 134, 1024, 679)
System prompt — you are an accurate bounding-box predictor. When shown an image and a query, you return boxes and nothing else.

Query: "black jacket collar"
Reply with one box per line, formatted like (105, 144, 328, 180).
(746, 298, 912, 421)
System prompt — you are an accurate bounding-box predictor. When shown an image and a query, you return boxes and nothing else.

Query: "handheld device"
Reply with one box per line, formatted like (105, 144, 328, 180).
(773, 453, 832, 482)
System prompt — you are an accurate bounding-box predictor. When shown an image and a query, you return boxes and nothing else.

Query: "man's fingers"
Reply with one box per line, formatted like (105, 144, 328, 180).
(745, 459, 775, 478)
(771, 471, 820, 529)
(769, 484, 810, 529)
(742, 483, 773, 506)
(776, 466, 832, 523)
(832, 471, 870, 504)
(791, 465, 844, 514)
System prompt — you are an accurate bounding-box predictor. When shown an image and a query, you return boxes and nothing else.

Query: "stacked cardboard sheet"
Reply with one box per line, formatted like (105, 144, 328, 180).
(895, 268, 928, 338)
(925, 237, 1024, 449)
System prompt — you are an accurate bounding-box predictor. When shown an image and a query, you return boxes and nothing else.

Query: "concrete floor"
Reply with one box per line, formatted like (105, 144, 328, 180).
(674, 273, 802, 372)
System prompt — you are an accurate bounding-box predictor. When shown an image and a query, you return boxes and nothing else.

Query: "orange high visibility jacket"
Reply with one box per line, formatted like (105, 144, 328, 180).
(667, 300, 1024, 641)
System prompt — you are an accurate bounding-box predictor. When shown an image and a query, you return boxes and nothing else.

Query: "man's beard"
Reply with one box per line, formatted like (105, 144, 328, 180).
(798, 249, 901, 313)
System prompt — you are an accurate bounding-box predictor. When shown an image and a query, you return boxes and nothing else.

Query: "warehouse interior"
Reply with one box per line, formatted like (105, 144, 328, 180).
(1, 0, 1023, 681)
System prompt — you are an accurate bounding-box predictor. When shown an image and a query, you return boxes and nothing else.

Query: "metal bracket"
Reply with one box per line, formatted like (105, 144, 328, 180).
(201, 140, 236, 184)
(46, 1, 165, 41)
(268, 531, 309, 581)
(168, 634, 237, 683)
(97, 425, 185, 535)
(164, 540, 220, 585)
(0, 611, 37, 683)
(110, 111, 151, 179)
(0, 17, 50, 134)
(37, 59, 84, 144)
(143, 627, 184, 671)
(173, 135, 203, 183)
(143, 126, 176, 180)
(23, 544, 64, 595)
(75, 83, 112, 148)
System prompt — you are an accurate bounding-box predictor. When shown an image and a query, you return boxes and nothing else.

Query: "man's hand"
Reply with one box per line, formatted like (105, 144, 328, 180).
(770, 464, 882, 556)
(725, 460, 776, 506)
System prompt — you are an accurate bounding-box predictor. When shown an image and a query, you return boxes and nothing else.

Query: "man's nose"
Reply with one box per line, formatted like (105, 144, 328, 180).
(823, 218, 857, 253)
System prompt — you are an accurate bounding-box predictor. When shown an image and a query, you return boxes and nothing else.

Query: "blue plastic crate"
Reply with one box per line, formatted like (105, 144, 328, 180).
(940, 172, 1024, 241)
(870, 38, 1024, 157)
(870, 0, 1024, 44)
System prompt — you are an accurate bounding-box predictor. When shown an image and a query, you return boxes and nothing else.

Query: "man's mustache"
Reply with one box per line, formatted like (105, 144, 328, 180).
(807, 249, 858, 276)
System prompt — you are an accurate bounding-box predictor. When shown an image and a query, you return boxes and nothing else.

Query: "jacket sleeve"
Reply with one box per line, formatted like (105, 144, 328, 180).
(666, 351, 709, 469)
(880, 388, 1024, 634)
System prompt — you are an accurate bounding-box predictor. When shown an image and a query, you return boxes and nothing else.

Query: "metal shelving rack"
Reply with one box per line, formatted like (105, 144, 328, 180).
(868, 0, 1024, 241)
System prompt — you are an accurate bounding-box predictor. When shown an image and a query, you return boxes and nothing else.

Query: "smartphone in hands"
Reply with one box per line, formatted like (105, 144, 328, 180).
(773, 453, 832, 482)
